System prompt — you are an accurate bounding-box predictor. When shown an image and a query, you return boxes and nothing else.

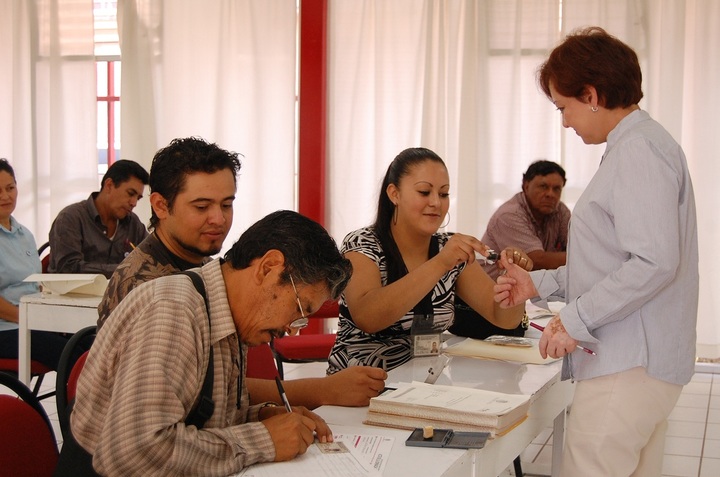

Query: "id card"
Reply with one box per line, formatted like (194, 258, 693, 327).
(411, 313, 442, 357)
(413, 333, 442, 357)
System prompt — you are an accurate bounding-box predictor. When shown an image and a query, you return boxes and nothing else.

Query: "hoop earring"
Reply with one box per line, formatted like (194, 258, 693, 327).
(591, 106, 599, 112)
(392, 204, 398, 225)
(440, 212, 450, 228)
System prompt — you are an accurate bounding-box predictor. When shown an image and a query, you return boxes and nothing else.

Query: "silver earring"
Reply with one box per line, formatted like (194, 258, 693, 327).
(440, 212, 450, 228)
(591, 106, 599, 112)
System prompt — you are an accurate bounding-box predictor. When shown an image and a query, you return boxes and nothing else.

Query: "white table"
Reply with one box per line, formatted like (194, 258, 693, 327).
(18, 292, 101, 385)
(313, 353, 574, 477)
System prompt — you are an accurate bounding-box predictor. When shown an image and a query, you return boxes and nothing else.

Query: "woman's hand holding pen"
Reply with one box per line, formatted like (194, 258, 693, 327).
(537, 316, 580, 359)
(436, 233, 490, 269)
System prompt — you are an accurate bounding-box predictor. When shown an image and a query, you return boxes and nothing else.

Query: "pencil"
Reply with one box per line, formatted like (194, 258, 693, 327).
(275, 376, 293, 413)
(529, 321, 597, 356)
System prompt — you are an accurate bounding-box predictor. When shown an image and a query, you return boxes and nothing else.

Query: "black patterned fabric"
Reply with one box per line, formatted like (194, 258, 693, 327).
(326, 227, 465, 373)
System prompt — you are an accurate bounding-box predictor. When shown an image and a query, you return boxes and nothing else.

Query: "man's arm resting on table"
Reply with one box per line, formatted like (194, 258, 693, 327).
(528, 250, 566, 271)
(247, 366, 387, 409)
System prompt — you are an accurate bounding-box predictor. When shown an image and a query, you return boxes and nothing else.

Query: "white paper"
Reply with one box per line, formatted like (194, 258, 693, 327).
(23, 273, 108, 296)
(374, 381, 530, 418)
(235, 433, 393, 477)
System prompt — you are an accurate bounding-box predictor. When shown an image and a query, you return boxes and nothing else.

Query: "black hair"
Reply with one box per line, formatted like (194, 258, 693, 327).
(372, 147, 446, 282)
(148, 137, 242, 228)
(522, 160, 567, 186)
(224, 210, 352, 299)
(0, 158, 16, 180)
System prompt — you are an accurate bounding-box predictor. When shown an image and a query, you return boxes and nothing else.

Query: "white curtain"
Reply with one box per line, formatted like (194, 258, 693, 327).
(0, 0, 98, 245)
(327, 0, 720, 358)
(118, 0, 298, 249)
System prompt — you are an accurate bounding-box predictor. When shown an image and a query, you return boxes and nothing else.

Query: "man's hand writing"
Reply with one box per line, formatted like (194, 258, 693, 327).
(263, 406, 331, 461)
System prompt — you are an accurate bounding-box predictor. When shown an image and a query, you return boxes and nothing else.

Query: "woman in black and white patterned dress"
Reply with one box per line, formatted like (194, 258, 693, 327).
(327, 148, 530, 374)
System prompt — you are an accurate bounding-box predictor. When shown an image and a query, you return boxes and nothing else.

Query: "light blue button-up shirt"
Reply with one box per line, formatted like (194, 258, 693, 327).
(532, 109, 699, 386)
(0, 216, 41, 331)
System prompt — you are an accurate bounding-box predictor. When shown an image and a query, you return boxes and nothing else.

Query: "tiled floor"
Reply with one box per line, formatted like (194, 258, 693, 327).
(7, 364, 720, 476)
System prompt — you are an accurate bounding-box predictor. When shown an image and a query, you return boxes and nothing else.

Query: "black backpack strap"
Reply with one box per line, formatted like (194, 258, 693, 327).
(181, 271, 216, 430)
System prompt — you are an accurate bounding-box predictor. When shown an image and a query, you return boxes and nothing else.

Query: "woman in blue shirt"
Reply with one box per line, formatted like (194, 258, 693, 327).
(0, 158, 70, 370)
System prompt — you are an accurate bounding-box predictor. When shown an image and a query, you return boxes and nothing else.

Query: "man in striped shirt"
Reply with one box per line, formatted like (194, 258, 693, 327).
(71, 210, 353, 476)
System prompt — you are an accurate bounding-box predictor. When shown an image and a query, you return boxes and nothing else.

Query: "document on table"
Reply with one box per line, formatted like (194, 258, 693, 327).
(23, 273, 108, 296)
(445, 337, 561, 364)
(235, 433, 393, 477)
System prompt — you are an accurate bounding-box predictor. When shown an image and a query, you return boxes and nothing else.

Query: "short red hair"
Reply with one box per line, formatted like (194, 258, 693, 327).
(537, 26, 643, 109)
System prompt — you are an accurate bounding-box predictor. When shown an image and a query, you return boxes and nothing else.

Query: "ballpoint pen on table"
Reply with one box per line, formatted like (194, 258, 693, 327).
(529, 321, 597, 356)
(275, 376, 293, 412)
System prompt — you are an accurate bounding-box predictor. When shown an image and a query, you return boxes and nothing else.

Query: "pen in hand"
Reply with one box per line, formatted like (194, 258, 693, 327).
(529, 322, 597, 356)
(275, 376, 293, 413)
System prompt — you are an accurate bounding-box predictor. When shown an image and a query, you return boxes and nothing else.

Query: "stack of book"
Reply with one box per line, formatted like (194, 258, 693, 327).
(364, 381, 531, 437)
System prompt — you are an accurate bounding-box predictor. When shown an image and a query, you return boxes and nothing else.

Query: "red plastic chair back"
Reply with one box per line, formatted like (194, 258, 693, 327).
(246, 343, 280, 380)
(67, 351, 90, 403)
(0, 373, 59, 477)
(271, 299, 339, 378)
(0, 359, 54, 398)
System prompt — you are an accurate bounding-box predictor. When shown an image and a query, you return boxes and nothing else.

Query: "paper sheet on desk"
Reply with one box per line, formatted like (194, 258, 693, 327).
(235, 433, 393, 477)
(445, 337, 561, 365)
(24, 273, 108, 296)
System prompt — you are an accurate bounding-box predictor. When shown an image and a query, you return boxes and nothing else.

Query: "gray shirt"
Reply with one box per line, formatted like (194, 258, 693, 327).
(532, 109, 699, 386)
(48, 192, 148, 278)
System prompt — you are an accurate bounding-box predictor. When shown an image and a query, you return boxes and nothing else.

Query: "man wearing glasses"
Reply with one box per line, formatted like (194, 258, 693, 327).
(96, 137, 387, 409)
(67, 210, 353, 476)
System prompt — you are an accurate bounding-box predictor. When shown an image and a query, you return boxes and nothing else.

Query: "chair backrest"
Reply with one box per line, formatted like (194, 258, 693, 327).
(67, 351, 90, 403)
(0, 372, 59, 477)
(38, 241, 51, 273)
(300, 299, 340, 335)
(0, 358, 55, 400)
(56, 325, 97, 440)
(310, 299, 340, 319)
(246, 343, 280, 380)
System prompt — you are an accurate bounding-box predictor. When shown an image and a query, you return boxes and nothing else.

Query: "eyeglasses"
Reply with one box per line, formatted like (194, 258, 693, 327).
(289, 275, 309, 330)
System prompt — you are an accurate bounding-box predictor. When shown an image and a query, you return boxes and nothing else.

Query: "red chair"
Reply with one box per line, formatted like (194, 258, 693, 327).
(246, 343, 280, 380)
(38, 241, 51, 273)
(0, 358, 54, 400)
(271, 299, 339, 379)
(56, 325, 96, 440)
(0, 371, 59, 477)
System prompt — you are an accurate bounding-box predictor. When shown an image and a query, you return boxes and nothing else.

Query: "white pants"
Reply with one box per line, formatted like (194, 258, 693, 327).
(560, 367, 682, 477)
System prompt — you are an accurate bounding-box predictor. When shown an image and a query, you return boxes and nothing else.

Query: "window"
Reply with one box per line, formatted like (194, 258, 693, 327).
(94, 1, 120, 174)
